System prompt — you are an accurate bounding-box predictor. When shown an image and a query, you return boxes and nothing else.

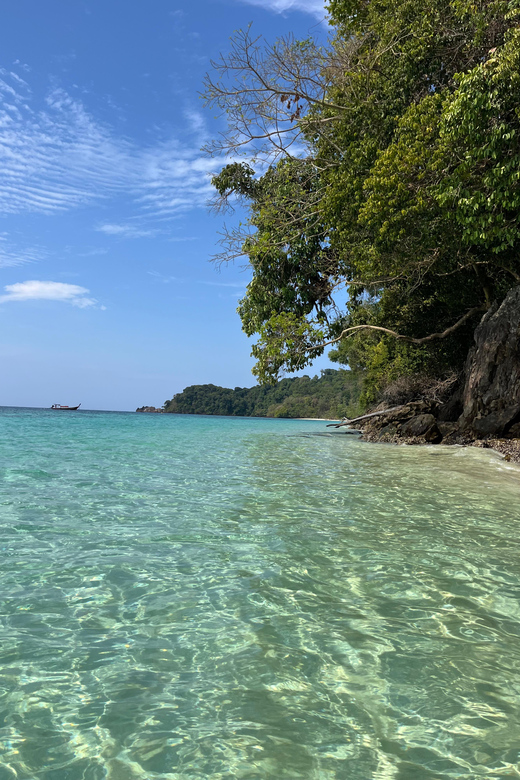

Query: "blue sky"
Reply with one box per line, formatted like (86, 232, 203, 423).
(0, 0, 332, 411)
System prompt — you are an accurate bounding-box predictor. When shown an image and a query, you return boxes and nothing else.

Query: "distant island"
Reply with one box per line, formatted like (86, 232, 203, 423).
(158, 369, 362, 419)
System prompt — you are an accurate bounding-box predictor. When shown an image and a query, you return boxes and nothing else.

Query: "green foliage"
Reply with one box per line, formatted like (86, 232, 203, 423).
(436, 27, 520, 254)
(164, 369, 364, 419)
(212, 162, 258, 200)
(250, 313, 326, 384)
(207, 0, 520, 399)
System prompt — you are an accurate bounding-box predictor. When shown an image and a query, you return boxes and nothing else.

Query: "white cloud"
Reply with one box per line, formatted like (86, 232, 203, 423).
(0, 280, 98, 308)
(183, 108, 206, 135)
(148, 271, 247, 289)
(96, 223, 157, 238)
(202, 280, 247, 288)
(0, 239, 45, 268)
(78, 248, 109, 257)
(13, 60, 31, 72)
(237, 0, 326, 19)
(0, 74, 221, 220)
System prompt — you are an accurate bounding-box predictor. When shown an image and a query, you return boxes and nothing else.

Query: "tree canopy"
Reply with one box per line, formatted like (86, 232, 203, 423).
(164, 369, 363, 419)
(204, 0, 520, 403)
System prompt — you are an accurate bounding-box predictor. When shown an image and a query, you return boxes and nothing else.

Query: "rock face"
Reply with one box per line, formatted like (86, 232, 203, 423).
(136, 406, 164, 413)
(359, 401, 439, 442)
(460, 286, 520, 437)
(356, 285, 520, 446)
(400, 414, 441, 442)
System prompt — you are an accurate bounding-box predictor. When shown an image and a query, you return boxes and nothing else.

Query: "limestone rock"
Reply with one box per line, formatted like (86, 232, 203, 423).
(508, 422, 520, 438)
(401, 413, 437, 438)
(376, 424, 399, 440)
(437, 386, 463, 422)
(461, 286, 520, 437)
(437, 422, 459, 442)
(424, 423, 442, 444)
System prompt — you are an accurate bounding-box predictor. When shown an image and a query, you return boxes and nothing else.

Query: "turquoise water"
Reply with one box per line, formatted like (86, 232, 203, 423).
(1, 408, 520, 780)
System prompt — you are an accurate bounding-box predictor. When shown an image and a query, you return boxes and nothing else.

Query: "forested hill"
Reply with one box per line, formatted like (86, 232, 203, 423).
(163, 369, 363, 419)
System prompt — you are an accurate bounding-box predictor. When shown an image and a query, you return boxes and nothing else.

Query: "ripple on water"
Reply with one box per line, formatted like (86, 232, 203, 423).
(0, 408, 520, 779)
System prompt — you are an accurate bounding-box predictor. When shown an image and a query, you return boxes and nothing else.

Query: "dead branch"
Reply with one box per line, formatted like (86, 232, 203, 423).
(201, 27, 362, 161)
(326, 406, 406, 427)
(310, 304, 487, 351)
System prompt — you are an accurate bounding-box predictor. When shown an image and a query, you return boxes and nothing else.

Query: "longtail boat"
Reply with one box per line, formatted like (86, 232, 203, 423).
(51, 403, 81, 410)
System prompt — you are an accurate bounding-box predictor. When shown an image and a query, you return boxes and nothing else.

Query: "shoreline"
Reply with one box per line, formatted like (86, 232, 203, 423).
(466, 438, 520, 464)
(357, 427, 520, 464)
(337, 397, 520, 466)
(296, 416, 520, 464)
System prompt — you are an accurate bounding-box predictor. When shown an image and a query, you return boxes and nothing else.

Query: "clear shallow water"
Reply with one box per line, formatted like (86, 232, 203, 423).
(1, 408, 520, 780)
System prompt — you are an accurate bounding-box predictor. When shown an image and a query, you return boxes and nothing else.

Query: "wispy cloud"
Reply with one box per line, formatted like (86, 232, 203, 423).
(148, 271, 247, 289)
(0, 72, 221, 221)
(148, 271, 177, 284)
(0, 280, 99, 308)
(96, 223, 157, 238)
(201, 280, 247, 289)
(236, 0, 327, 19)
(183, 108, 206, 135)
(137, 142, 217, 217)
(13, 60, 31, 73)
(78, 247, 109, 257)
(0, 238, 45, 268)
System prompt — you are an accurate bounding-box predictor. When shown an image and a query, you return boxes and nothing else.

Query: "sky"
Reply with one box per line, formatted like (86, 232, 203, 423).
(0, 0, 332, 411)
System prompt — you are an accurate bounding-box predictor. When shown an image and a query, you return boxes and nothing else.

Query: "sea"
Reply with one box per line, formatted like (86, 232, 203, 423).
(1, 406, 520, 780)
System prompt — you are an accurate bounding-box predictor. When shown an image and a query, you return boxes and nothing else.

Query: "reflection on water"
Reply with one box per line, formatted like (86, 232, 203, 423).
(1, 408, 520, 779)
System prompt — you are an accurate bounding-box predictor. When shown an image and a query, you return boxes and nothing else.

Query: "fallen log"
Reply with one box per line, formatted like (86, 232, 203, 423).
(326, 405, 406, 428)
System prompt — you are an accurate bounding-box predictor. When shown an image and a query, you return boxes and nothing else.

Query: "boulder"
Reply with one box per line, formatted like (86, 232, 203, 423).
(401, 413, 437, 437)
(438, 422, 459, 442)
(365, 400, 433, 428)
(471, 406, 520, 437)
(424, 423, 442, 444)
(437, 386, 463, 422)
(460, 286, 520, 437)
(377, 424, 399, 440)
(507, 422, 520, 439)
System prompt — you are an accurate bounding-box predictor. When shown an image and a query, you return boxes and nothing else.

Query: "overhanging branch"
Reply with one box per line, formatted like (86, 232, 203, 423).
(310, 304, 487, 351)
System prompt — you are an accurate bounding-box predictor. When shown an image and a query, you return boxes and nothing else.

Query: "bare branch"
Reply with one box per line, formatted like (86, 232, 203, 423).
(310, 304, 487, 350)
(201, 27, 362, 161)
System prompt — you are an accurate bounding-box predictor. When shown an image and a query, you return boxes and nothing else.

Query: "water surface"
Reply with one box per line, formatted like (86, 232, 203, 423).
(1, 407, 520, 779)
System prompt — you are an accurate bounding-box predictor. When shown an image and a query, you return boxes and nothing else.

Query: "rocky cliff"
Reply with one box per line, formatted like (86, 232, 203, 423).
(460, 287, 520, 438)
(349, 286, 520, 456)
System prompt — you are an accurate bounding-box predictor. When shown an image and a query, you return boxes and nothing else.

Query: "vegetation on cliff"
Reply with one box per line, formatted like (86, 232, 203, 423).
(164, 369, 362, 419)
(204, 0, 520, 410)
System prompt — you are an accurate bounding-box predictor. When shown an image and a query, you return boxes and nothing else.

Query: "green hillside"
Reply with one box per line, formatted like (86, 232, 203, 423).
(164, 369, 363, 419)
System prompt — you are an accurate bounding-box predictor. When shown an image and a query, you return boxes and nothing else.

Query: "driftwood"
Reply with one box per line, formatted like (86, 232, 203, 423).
(326, 405, 406, 428)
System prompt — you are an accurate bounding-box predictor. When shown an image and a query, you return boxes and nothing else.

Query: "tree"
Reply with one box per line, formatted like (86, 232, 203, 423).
(163, 370, 363, 418)
(204, 0, 520, 401)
